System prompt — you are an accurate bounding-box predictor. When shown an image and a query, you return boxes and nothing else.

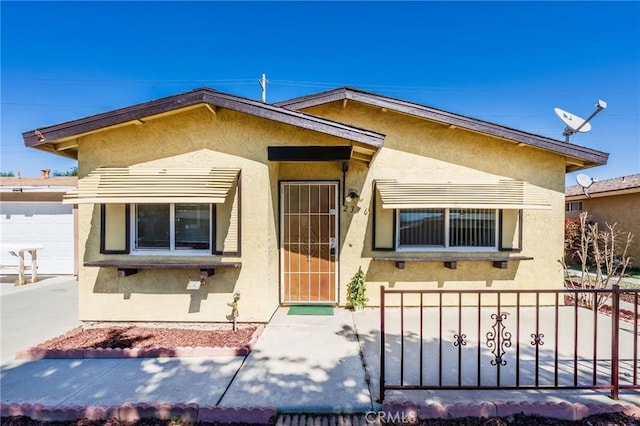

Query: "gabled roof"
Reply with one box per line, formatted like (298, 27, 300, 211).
(22, 88, 385, 159)
(275, 87, 609, 172)
(566, 173, 640, 200)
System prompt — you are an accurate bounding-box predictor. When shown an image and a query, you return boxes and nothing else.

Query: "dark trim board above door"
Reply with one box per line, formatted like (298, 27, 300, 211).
(268, 146, 352, 162)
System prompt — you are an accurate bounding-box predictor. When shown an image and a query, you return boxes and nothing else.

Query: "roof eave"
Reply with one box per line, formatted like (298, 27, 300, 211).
(23, 88, 385, 159)
(277, 87, 609, 171)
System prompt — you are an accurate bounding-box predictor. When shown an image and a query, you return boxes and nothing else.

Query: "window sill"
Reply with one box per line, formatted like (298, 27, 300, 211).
(371, 255, 533, 270)
(395, 246, 498, 253)
(84, 259, 241, 279)
(129, 250, 213, 256)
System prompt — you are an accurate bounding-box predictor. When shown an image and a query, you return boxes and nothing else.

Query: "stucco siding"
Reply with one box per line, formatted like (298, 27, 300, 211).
(72, 100, 569, 322)
(579, 193, 640, 264)
(75, 106, 365, 322)
(302, 102, 567, 305)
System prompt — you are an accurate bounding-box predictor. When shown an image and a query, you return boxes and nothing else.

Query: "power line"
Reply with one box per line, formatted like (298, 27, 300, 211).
(268, 79, 638, 93)
(2, 76, 637, 93)
(2, 102, 117, 108)
(2, 77, 257, 84)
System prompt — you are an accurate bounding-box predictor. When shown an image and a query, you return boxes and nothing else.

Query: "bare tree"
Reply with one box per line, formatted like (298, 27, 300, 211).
(561, 211, 634, 310)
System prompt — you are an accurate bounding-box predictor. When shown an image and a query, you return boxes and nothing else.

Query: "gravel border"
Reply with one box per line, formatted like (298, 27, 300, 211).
(1, 401, 639, 423)
(1, 403, 275, 424)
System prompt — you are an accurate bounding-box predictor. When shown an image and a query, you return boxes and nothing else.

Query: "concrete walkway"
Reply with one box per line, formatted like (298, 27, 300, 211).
(219, 307, 372, 413)
(1, 279, 639, 418)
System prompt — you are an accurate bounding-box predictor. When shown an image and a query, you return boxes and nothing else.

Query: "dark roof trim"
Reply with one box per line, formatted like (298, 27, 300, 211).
(275, 87, 609, 168)
(23, 88, 385, 151)
(268, 145, 353, 162)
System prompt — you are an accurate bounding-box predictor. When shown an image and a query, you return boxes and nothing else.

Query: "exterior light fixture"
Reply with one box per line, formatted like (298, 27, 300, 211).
(345, 190, 359, 203)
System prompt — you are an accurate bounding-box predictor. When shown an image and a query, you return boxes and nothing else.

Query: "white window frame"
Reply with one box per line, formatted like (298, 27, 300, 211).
(566, 201, 583, 212)
(130, 203, 212, 255)
(396, 208, 499, 252)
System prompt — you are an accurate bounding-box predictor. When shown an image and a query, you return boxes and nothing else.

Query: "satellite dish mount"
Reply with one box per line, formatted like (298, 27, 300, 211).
(554, 100, 607, 143)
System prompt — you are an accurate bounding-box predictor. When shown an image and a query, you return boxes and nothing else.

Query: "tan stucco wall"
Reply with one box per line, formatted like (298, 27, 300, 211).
(73, 101, 568, 323)
(76, 106, 359, 322)
(301, 102, 567, 306)
(567, 193, 640, 265)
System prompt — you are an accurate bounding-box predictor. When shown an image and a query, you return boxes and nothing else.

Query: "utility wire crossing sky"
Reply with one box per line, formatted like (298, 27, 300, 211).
(2, 1, 638, 186)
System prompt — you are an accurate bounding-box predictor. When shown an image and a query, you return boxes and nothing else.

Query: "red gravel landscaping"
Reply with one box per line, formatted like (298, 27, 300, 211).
(36, 326, 257, 350)
(17, 325, 262, 359)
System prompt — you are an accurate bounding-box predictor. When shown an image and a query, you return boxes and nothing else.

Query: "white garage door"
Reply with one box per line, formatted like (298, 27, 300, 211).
(0, 202, 74, 274)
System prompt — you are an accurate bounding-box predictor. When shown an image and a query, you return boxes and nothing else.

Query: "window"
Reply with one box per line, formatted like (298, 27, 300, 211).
(134, 203, 211, 252)
(99, 179, 241, 256)
(565, 201, 583, 212)
(398, 208, 497, 250)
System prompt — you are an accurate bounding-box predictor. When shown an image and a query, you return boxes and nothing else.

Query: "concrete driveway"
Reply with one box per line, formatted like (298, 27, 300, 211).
(1, 275, 81, 365)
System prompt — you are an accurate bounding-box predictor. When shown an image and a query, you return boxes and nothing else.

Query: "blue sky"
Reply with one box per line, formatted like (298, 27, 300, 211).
(2, 1, 639, 186)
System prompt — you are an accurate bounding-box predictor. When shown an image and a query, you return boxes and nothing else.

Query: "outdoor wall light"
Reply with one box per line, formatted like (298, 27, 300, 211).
(345, 190, 360, 203)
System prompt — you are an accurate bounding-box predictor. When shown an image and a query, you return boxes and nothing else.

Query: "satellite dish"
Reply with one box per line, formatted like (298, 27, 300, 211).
(576, 173, 597, 198)
(576, 174, 594, 188)
(554, 100, 607, 143)
(555, 108, 592, 133)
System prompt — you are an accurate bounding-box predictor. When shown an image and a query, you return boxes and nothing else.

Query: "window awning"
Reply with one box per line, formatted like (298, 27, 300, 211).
(375, 179, 551, 210)
(63, 167, 240, 204)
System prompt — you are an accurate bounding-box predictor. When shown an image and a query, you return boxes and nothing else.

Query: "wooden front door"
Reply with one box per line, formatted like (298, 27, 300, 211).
(281, 182, 338, 304)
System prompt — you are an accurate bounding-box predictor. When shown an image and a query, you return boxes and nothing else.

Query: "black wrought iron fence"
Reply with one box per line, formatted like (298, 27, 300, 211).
(379, 284, 639, 401)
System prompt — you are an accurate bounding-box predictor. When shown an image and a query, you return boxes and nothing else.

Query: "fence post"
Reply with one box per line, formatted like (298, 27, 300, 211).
(379, 285, 386, 402)
(611, 283, 620, 400)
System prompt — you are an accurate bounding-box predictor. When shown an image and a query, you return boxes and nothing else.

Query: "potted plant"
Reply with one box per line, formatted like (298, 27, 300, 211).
(347, 266, 368, 311)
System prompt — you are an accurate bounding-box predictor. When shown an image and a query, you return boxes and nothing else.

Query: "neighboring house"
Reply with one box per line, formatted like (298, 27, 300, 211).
(0, 172, 77, 275)
(22, 87, 608, 322)
(566, 173, 640, 265)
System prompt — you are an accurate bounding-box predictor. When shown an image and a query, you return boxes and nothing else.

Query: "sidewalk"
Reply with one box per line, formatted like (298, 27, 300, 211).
(2, 298, 639, 420)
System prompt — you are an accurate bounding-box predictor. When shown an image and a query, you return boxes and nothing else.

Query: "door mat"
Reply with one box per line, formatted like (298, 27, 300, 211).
(287, 305, 334, 316)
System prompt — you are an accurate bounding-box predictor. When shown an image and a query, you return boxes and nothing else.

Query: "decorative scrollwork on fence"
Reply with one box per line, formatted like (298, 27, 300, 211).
(531, 333, 545, 346)
(486, 313, 512, 366)
(453, 334, 467, 347)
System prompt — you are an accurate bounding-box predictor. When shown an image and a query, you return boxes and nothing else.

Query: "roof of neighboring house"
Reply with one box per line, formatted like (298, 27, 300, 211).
(275, 87, 608, 172)
(22, 88, 385, 159)
(0, 176, 77, 193)
(566, 173, 640, 200)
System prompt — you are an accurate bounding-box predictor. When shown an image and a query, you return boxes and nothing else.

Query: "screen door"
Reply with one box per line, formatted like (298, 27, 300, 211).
(280, 182, 338, 303)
